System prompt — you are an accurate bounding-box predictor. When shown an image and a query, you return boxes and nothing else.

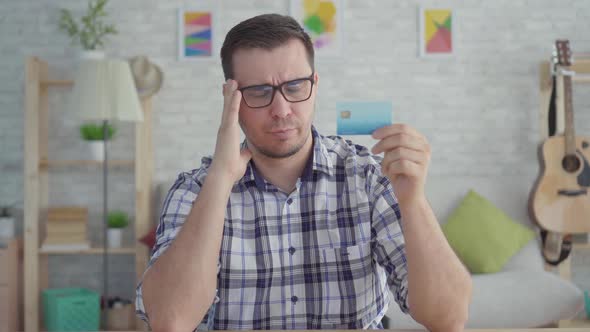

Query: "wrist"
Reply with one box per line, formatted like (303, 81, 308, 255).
(205, 164, 237, 191)
(397, 194, 429, 212)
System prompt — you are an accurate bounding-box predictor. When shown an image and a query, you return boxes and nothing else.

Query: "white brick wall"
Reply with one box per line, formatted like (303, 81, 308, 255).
(1, 0, 589, 305)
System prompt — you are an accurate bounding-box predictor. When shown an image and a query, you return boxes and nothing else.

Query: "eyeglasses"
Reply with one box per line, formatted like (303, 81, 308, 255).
(238, 73, 315, 109)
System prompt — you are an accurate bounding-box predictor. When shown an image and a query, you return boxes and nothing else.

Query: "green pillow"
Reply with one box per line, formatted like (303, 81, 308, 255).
(442, 190, 535, 274)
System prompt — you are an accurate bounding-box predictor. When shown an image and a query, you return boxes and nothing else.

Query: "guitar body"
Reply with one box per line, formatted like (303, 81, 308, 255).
(530, 135, 590, 233)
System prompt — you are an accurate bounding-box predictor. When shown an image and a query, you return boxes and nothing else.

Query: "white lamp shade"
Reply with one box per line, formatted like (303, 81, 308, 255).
(70, 59, 143, 122)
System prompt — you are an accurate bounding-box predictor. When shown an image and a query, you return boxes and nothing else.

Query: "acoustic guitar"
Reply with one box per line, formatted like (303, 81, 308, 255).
(529, 40, 590, 262)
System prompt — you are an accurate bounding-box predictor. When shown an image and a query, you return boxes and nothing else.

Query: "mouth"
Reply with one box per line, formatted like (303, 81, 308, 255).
(270, 128, 296, 133)
(269, 128, 296, 139)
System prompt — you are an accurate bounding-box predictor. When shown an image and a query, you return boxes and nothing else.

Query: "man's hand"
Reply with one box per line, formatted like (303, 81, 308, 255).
(371, 124, 431, 205)
(210, 79, 252, 183)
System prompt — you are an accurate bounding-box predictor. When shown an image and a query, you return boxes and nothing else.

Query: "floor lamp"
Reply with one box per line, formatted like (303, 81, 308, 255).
(70, 58, 143, 327)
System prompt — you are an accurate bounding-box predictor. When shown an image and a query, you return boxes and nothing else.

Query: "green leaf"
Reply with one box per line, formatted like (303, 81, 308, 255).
(79, 122, 116, 141)
(107, 210, 129, 228)
(57, 0, 117, 50)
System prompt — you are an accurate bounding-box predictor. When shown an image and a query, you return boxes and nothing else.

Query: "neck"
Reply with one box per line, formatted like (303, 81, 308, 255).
(251, 132, 313, 193)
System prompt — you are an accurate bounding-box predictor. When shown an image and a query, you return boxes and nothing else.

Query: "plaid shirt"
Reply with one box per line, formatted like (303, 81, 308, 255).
(136, 127, 410, 330)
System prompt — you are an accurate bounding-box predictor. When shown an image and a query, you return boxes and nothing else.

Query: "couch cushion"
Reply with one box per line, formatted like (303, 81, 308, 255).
(442, 190, 535, 274)
(501, 235, 544, 271)
(425, 175, 536, 229)
(386, 270, 584, 329)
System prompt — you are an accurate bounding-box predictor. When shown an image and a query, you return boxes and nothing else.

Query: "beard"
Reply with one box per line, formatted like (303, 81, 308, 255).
(254, 137, 307, 159)
(249, 129, 310, 159)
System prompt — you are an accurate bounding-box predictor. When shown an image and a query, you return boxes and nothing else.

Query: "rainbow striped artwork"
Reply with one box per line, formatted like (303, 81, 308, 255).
(419, 8, 453, 57)
(178, 9, 213, 59)
(290, 0, 342, 57)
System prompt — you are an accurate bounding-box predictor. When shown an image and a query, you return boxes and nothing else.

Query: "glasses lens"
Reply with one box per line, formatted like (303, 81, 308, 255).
(242, 85, 274, 108)
(281, 79, 312, 102)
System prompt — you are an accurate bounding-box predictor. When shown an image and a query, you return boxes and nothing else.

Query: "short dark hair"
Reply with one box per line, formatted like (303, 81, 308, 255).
(220, 14, 314, 79)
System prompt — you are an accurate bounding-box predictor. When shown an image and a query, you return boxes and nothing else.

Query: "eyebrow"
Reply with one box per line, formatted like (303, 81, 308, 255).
(239, 73, 312, 89)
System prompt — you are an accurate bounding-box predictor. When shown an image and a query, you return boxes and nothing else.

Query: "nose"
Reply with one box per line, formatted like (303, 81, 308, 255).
(269, 90, 292, 118)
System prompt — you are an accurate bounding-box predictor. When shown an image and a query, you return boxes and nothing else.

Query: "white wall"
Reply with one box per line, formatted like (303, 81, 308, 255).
(1, 0, 589, 304)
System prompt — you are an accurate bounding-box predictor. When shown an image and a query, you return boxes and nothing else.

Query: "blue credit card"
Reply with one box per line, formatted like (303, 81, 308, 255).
(336, 101, 393, 135)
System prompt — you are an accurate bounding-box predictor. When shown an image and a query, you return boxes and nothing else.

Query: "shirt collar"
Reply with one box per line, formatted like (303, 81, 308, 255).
(238, 126, 334, 189)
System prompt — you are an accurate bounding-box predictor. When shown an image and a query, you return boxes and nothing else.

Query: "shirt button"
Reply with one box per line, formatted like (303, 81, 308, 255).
(288, 247, 296, 255)
(286, 198, 293, 205)
(291, 296, 298, 303)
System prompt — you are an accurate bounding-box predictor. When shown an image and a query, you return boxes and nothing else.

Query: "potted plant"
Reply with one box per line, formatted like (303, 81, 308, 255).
(80, 122, 116, 161)
(107, 211, 128, 248)
(58, 0, 118, 59)
(0, 204, 16, 239)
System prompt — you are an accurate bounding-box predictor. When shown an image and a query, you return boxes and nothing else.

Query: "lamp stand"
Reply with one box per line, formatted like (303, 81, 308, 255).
(102, 119, 109, 328)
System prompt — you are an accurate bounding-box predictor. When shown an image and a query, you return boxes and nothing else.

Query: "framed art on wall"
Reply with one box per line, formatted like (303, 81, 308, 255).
(289, 0, 343, 57)
(419, 7, 454, 57)
(178, 8, 214, 60)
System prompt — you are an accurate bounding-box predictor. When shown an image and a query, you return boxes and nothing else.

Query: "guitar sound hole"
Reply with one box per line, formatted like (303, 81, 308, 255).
(562, 154, 581, 173)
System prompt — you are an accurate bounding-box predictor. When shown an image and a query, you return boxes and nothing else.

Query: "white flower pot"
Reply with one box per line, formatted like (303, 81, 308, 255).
(0, 217, 15, 239)
(87, 141, 105, 161)
(79, 50, 105, 60)
(107, 228, 123, 248)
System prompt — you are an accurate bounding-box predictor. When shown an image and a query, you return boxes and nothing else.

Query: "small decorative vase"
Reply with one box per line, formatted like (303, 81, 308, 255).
(87, 141, 105, 161)
(79, 49, 105, 60)
(107, 228, 123, 248)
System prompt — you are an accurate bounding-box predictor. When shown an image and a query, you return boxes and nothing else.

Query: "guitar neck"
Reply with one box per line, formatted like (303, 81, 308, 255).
(563, 71, 576, 155)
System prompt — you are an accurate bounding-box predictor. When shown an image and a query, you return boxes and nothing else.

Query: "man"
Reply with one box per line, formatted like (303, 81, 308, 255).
(136, 13, 471, 332)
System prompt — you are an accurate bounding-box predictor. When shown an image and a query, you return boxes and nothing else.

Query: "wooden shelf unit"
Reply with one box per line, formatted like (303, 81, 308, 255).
(23, 56, 153, 332)
(538, 57, 590, 328)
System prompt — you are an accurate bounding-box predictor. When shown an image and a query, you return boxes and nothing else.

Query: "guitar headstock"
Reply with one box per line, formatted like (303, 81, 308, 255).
(554, 39, 572, 67)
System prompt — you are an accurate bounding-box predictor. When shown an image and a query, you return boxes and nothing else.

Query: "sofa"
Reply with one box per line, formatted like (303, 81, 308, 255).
(385, 175, 585, 329)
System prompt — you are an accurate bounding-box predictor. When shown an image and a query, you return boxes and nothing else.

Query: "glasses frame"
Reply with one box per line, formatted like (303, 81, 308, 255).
(237, 72, 315, 109)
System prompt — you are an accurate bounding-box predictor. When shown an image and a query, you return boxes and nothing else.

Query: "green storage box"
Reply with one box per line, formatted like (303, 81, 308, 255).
(42, 288, 100, 332)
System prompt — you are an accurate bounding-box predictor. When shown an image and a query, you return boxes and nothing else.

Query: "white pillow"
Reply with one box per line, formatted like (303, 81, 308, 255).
(386, 270, 583, 329)
(467, 270, 583, 328)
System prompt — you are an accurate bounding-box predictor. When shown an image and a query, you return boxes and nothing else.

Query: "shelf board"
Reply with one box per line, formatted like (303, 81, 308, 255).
(573, 242, 590, 250)
(40, 159, 134, 169)
(559, 319, 590, 328)
(39, 247, 136, 255)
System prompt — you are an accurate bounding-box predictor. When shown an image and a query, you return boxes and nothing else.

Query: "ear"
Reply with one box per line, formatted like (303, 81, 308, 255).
(314, 72, 319, 87)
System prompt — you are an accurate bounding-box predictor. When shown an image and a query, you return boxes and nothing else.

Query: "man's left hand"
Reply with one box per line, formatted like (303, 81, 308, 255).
(371, 124, 431, 205)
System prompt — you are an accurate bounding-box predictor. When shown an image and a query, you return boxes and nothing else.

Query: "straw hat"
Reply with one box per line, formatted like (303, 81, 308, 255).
(128, 56, 163, 98)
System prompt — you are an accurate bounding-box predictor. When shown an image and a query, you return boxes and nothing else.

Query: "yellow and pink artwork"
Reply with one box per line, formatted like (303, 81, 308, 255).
(178, 9, 213, 59)
(290, 0, 342, 56)
(419, 8, 453, 57)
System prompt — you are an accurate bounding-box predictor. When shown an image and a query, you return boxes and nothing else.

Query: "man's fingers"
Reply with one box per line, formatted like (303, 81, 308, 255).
(222, 79, 234, 97)
(221, 79, 242, 125)
(240, 145, 253, 162)
(382, 159, 421, 178)
(381, 147, 428, 166)
(372, 123, 425, 141)
(371, 133, 428, 155)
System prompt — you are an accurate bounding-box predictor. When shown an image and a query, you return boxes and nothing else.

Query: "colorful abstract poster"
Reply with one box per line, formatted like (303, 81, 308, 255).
(419, 8, 453, 57)
(290, 0, 342, 57)
(178, 9, 213, 59)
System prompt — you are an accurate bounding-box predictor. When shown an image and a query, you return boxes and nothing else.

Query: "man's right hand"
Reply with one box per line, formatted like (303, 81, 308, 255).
(210, 79, 252, 183)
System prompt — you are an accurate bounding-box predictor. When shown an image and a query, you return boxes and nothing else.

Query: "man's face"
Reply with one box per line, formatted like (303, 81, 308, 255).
(232, 39, 319, 159)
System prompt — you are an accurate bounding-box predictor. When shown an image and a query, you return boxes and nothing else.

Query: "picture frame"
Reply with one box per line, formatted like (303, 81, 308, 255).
(418, 7, 454, 57)
(178, 7, 215, 60)
(289, 0, 343, 57)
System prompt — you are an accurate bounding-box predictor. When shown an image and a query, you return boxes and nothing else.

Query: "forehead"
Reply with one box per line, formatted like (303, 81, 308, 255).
(232, 39, 312, 85)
